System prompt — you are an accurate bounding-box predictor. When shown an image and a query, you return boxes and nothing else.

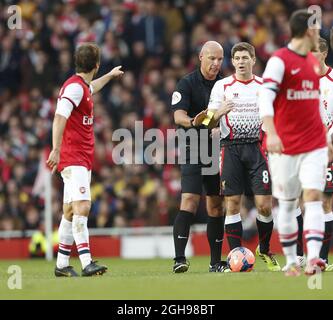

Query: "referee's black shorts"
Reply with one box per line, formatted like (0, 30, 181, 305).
(220, 142, 272, 196)
(180, 163, 220, 196)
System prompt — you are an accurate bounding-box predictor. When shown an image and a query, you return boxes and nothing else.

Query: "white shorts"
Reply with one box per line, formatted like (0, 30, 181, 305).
(60, 166, 91, 204)
(268, 147, 328, 200)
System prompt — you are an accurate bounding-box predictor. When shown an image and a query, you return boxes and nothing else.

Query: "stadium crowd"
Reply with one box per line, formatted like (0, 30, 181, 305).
(0, 0, 333, 231)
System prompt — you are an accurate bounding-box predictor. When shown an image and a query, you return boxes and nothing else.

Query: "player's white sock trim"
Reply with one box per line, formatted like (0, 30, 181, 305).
(257, 213, 273, 223)
(225, 213, 241, 225)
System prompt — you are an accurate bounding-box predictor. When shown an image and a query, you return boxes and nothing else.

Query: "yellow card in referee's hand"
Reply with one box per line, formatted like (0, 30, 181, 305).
(202, 110, 215, 126)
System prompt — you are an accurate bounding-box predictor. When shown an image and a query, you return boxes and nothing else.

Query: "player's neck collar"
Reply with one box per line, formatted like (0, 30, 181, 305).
(320, 66, 332, 78)
(287, 43, 307, 57)
(75, 74, 90, 88)
(232, 74, 255, 84)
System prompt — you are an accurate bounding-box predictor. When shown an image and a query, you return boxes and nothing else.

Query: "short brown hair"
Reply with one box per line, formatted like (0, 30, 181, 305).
(318, 37, 328, 53)
(289, 9, 312, 38)
(74, 43, 100, 73)
(231, 42, 255, 58)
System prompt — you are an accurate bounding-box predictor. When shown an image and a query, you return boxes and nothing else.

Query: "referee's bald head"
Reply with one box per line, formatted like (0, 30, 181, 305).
(200, 41, 223, 56)
(199, 41, 224, 80)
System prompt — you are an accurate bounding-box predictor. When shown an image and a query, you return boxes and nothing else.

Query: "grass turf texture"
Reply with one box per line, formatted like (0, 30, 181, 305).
(0, 255, 332, 300)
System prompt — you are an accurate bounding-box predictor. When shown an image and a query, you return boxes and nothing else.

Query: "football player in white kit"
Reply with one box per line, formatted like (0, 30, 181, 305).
(206, 42, 281, 272)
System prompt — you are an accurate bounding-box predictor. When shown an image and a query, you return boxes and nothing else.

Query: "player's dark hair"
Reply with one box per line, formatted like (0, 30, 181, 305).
(318, 37, 328, 53)
(231, 42, 255, 58)
(74, 43, 100, 73)
(289, 9, 312, 38)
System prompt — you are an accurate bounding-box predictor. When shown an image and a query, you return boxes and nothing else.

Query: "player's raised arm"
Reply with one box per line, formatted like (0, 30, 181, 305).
(90, 66, 124, 94)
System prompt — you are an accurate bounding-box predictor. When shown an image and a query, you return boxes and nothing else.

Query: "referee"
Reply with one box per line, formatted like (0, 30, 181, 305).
(171, 41, 232, 273)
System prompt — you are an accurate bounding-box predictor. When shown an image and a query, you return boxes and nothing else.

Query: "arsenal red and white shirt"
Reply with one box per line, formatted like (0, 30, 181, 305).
(56, 75, 94, 171)
(261, 47, 326, 155)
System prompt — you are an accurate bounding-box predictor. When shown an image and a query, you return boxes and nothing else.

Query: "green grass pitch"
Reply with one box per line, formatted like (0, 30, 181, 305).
(0, 255, 332, 300)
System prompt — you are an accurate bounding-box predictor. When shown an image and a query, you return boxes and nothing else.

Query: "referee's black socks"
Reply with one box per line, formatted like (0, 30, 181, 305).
(207, 216, 225, 265)
(173, 210, 194, 261)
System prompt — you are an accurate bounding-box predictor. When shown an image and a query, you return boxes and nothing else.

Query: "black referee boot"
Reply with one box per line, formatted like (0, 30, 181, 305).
(173, 258, 190, 273)
(209, 261, 230, 273)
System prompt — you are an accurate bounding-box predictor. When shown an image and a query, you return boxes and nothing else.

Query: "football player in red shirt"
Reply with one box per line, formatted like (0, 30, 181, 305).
(259, 10, 332, 276)
(47, 43, 123, 277)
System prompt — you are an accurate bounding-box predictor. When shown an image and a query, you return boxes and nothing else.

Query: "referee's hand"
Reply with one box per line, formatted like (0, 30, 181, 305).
(192, 109, 208, 126)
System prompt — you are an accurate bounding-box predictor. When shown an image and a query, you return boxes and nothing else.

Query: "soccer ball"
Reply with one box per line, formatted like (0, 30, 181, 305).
(227, 247, 255, 272)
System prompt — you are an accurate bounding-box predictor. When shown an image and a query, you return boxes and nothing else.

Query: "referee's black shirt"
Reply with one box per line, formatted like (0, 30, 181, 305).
(171, 68, 222, 123)
(171, 68, 222, 164)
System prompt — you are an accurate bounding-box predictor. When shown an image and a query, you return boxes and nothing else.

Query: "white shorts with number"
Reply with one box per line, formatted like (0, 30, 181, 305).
(268, 147, 328, 200)
(61, 166, 91, 204)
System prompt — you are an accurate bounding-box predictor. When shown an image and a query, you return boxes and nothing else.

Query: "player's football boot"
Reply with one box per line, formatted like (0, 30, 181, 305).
(282, 255, 307, 272)
(55, 266, 79, 277)
(325, 263, 333, 272)
(173, 258, 190, 273)
(209, 261, 231, 273)
(321, 258, 333, 271)
(297, 255, 307, 268)
(283, 263, 301, 277)
(81, 260, 107, 276)
(255, 246, 281, 271)
(304, 258, 326, 276)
